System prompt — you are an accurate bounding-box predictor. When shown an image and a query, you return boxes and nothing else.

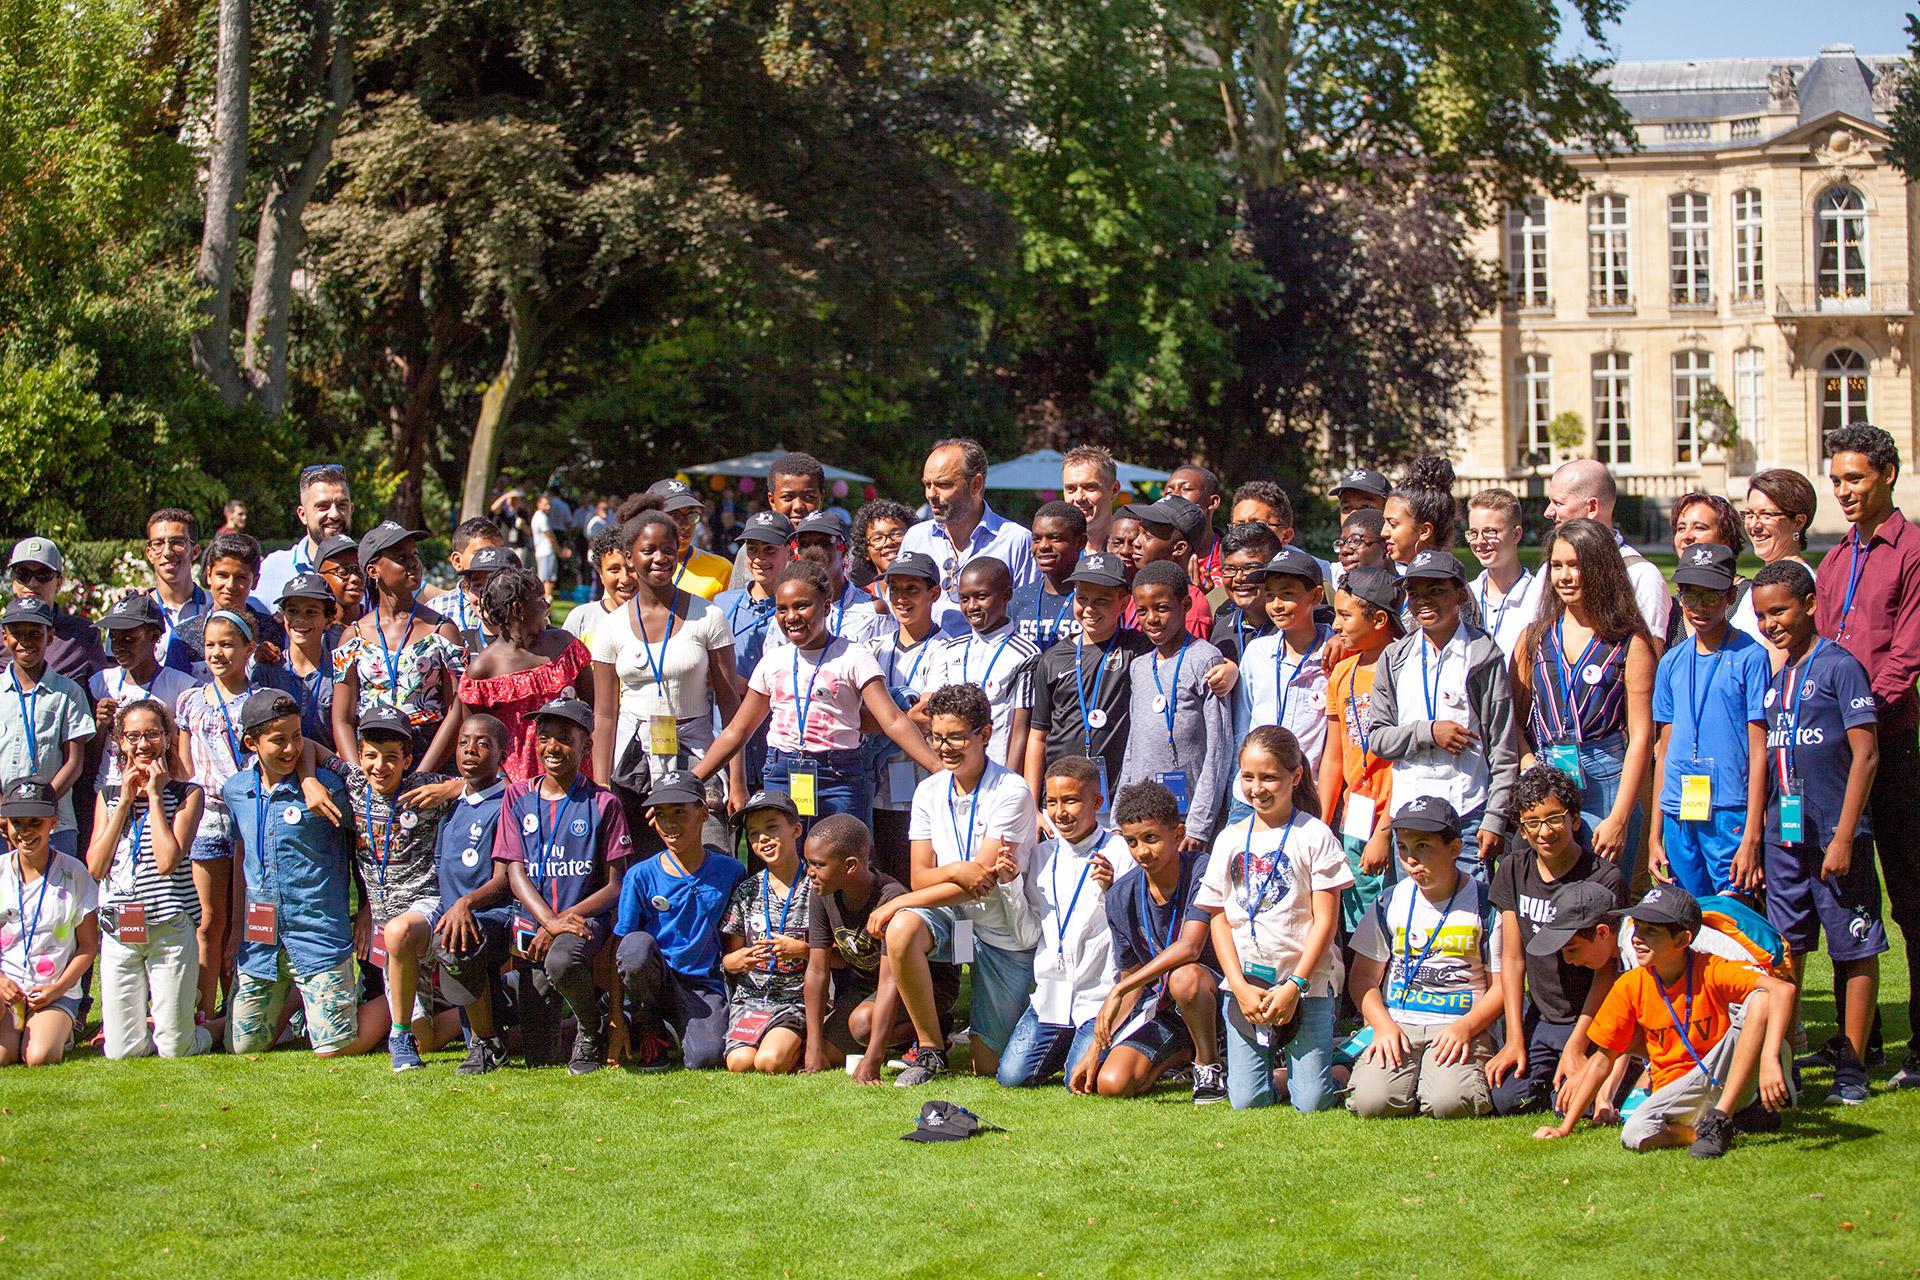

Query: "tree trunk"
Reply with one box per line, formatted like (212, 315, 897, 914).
(385, 332, 452, 528)
(190, 0, 250, 404)
(459, 291, 543, 521)
(242, 0, 354, 417)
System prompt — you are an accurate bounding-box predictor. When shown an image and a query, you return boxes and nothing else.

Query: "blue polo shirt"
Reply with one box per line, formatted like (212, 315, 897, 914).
(614, 847, 747, 989)
(1763, 639, 1878, 847)
(898, 505, 1038, 636)
(436, 780, 510, 926)
(713, 587, 776, 683)
(1651, 627, 1770, 816)
(225, 766, 356, 980)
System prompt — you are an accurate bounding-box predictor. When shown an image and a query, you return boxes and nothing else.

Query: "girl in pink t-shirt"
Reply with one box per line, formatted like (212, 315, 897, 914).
(695, 563, 939, 826)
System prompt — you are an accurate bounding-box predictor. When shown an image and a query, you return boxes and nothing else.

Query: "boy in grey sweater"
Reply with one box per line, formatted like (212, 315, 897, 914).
(1365, 551, 1521, 886)
(1117, 561, 1234, 846)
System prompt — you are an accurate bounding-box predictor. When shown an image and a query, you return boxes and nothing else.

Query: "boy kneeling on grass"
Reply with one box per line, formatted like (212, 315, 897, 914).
(1537, 884, 1794, 1158)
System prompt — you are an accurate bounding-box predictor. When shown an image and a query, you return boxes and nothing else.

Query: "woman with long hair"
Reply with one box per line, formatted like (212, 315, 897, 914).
(1511, 518, 1656, 874)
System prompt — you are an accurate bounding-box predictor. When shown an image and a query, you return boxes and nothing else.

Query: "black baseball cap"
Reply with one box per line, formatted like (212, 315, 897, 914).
(1403, 550, 1467, 583)
(315, 534, 359, 566)
(900, 1100, 1006, 1144)
(357, 520, 431, 565)
(238, 688, 302, 733)
(646, 478, 706, 514)
(1390, 795, 1460, 838)
(1064, 551, 1130, 589)
(1123, 495, 1207, 545)
(277, 573, 336, 607)
(645, 769, 707, 808)
(0, 777, 56, 818)
(462, 545, 519, 575)
(1256, 547, 1323, 588)
(885, 551, 940, 583)
(733, 789, 800, 827)
(356, 706, 415, 743)
(1524, 882, 1626, 957)
(737, 511, 795, 545)
(1338, 566, 1403, 619)
(531, 697, 593, 734)
(99, 593, 163, 631)
(793, 512, 849, 543)
(1, 598, 53, 628)
(1624, 884, 1704, 934)
(1331, 468, 1391, 499)
(1672, 543, 1737, 592)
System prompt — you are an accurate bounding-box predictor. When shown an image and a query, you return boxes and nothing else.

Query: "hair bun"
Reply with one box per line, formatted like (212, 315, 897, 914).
(1404, 456, 1455, 492)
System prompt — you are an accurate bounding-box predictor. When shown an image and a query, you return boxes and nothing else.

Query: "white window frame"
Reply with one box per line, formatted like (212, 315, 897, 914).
(1671, 349, 1715, 465)
(1732, 189, 1763, 302)
(1592, 352, 1633, 466)
(1587, 195, 1631, 308)
(1506, 199, 1550, 308)
(1733, 347, 1765, 459)
(1821, 348, 1870, 446)
(1668, 192, 1712, 306)
(1816, 187, 1868, 302)
(1515, 354, 1552, 464)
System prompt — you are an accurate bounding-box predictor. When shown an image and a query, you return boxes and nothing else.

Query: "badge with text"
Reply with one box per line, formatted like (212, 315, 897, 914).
(727, 1008, 775, 1046)
(1546, 742, 1583, 786)
(787, 761, 818, 817)
(648, 714, 679, 758)
(1680, 762, 1715, 822)
(1340, 792, 1377, 844)
(245, 900, 278, 944)
(115, 903, 148, 945)
(1779, 778, 1805, 845)
(1154, 769, 1190, 817)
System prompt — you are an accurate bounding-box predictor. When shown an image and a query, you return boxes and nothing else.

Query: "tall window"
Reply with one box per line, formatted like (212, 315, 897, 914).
(1592, 352, 1632, 465)
(1506, 200, 1550, 307)
(1734, 347, 1765, 458)
(1732, 189, 1763, 302)
(1671, 350, 1715, 464)
(1515, 354, 1552, 463)
(1587, 195, 1630, 307)
(1669, 193, 1712, 305)
(1821, 348, 1870, 445)
(1816, 187, 1868, 301)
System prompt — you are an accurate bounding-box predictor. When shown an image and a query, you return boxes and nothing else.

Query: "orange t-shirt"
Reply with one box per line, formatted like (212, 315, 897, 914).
(1587, 953, 1759, 1091)
(1327, 651, 1393, 826)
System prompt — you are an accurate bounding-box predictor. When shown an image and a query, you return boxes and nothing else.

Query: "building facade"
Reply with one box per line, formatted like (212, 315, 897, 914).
(1458, 45, 1915, 535)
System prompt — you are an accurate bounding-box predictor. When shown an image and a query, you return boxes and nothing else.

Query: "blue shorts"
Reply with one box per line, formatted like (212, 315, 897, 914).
(190, 834, 234, 862)
(905, 906, 1035, 1055)
(1763, 838, 1888, 963)
(4, 993, 80, 1026)
(1661, 808, 1747, 898)
(1103, 1000, 1193, 1069)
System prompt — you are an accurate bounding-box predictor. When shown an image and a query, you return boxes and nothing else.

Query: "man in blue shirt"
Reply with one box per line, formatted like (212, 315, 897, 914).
(898, 438, 1037, 635)
(224, 690, 363, 1057)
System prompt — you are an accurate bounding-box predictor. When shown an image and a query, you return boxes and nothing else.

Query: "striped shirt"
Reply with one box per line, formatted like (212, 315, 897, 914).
(1528, 620, 1629, 746)
(99, 780, 203, 925)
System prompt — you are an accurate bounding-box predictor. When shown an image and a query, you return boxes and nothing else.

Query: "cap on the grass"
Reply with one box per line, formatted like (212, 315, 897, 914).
(900, 1100, 1006, 1143)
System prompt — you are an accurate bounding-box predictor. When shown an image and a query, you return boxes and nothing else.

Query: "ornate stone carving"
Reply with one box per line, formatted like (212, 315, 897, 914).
(1769, 64, 1798, 109)
(1873, 61, 1909, 114)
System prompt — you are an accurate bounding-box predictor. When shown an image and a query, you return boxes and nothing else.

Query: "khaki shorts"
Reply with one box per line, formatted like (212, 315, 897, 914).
(227, 953, 359, 1055)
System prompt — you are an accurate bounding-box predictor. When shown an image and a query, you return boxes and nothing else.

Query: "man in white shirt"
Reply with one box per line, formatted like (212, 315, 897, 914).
(1464, 488, 1546, 659)
(255, 464, 355, 606)
(1544, 459, 1669, 647)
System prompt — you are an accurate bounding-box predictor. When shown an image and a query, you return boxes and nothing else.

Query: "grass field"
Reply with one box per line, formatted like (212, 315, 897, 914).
(2, 942, 1914, 1278)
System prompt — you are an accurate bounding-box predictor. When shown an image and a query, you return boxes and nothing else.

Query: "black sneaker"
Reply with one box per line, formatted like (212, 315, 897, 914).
(1793, 1035, 1842, 1071)
(1731, 1098, 1783, 1132)
(1191, 1062, 1228, 1105)
(623, 1024, 676, 1072)
(1688, 1109, 1736, 1159)
(894, 1044, 948, 1087)
(457, 1035, 505, 1076)
(1887, 1052, 1920, 1091)
(568, 1025, 606, 1076)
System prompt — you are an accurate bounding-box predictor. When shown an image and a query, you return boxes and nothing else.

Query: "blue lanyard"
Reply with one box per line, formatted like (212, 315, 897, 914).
(1778, 638, 1826, 786)
(964, 628, 1017, 690)
(1074, 633, 1121, 753)
(452, 590, 472, 634)
(760, 868, 798, 969)
(1050, 842, 1097, 959)
(1418, 634, 1446, 721)
(1150, 638, 1190, 751)
(947, 773, 980, 866)
(1479, 571, 1531, 637)
(13, 851, 52, 974)
(791, 642, 829, 749)
(1550, 618, 1605, 744)
(531, 781, 581, 910)
(727, 593, 771, 641)
(363, 785, 401, 887)
(1685, 636, 1729, 760)
(1839, 530, 1870, 634)
(633, 589, 680, 710)
(128, 804, 150, 875)
(886, 635, 931, 690)
(154, 585, 206, 658)
(1652, 952, 1720, 1087)
(1238, 817, 1292, 944)
(1135, 862, 1187, 956)
(212, 684, 247, 768)
(9, 671, 40, 760)
(374, 606, 420, 697)
(1046, 593, 1075, 646)
(1347, 675, 1372, 764)
(251, 766, 278, 903)
(1274, 625, 1328, 731)
(1400, 880, 1464, 992)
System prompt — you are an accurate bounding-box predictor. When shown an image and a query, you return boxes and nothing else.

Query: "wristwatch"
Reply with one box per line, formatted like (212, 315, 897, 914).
(1288, 974, 1310, 995)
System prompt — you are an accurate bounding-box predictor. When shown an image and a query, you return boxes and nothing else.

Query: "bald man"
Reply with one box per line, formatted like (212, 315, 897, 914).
(1545, 459, 1670, 644)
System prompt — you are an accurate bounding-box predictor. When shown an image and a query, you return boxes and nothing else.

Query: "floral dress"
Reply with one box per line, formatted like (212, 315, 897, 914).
(455, 639, 594, 783)
(332, 625, 464, 744)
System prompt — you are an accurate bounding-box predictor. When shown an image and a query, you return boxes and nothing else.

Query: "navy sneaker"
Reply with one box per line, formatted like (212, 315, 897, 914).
(1687, 1109, 1735, 1159)
(1827, 1055, 1870, 1106)
(1888, 1052, 1920, 1091)
(388, 1028, 425, 1072)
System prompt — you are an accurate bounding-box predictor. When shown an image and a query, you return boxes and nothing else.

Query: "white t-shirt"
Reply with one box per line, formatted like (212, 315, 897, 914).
(531, 510, 555, 563)
(909, 761, 1040, 951)
(1386, 628, 1489, 821)
(751, 636, 884, 754)
(1469, 569, 1546, 660)
(1025, 826, 1135, 1025)
(89, 665, 198, 786)
(563, 597, 617, 650)
(1195, 810, 1352, 995)
(589, 596, 733, 755)
(926, 620, 1038, 766)
(1351, 876, 1501, 1026)
(0, 851, 97, 991)
(869, 630, 944, 812)
(1620, 545, 1672, 640)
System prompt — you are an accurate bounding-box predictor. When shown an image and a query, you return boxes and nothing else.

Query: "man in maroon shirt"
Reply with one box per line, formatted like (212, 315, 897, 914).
(1814, 424, 1920, 1088)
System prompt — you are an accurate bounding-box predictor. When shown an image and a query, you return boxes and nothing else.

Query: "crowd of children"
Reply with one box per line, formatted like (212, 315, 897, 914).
(2, 432, 1916, 1160)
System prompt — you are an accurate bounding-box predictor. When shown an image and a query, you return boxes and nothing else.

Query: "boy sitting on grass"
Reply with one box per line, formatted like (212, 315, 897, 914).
(432, 714, 515, 1075)
(720, 790, 815, 1075)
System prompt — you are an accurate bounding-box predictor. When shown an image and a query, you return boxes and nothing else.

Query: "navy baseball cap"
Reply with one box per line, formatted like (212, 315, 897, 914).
(1, 598, 53, 628)
(314, 534, 359, 566)
(355, 706, 415, 743)
(1256, 547, 1324, 588)
(793, 512, 849, 544)
(1124, 495, 1207, 545)
(733, 789, 800, 827)
(0, 777, 57, 818)
(277, 573, 336, 607)
(99, 593, 163, 631)
(1064, 551, 1131, 589)
(1403, 550, 1467, 583)
(1524, 882, 1625, 957)
(1672, 543, 1737, 592)
(1338, 566, 1403, 620)
(737, 511, 795, 545)
(357, 520, 431, 565)
(1391, 795, 1460, 838)
(885, 551, 940, 583)
(646, 478, 706, 514)
(238, 688, 302, 733)
(1624, 884, 1704, 934)
(462, 545, 519, 575)
(645, 769, 707, 808)
(1331, 468, 1391, 499)
(900, 1100, 1006, 1144)
(531, 697, 593, 734)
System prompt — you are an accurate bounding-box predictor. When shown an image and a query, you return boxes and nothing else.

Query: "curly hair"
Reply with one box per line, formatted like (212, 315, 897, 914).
(1112, 780, 1181, 829)
(1390, 456, 1459, 550)
(616, 493, 678, 552)
(1511, 764, 1584, 826)
(1670, 492, 1748, 556)
(850, 499, 914, 580)
(923, 682, 990, 731)
(479, 565, 546, 636)
(1826, 424, 1899, 476)
(776, 559, 833, 601)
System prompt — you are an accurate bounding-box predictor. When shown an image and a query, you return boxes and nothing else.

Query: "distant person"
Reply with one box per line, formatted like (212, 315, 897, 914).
(217, 499, 247, 538)
(1543, 458, 1669, 645)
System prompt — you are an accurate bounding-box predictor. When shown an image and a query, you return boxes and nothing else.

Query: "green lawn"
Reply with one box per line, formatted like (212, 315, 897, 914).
(2, 942, 1914, 1277)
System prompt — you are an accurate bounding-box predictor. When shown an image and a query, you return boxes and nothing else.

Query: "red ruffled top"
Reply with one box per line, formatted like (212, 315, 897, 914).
(456, 640, 595, 783)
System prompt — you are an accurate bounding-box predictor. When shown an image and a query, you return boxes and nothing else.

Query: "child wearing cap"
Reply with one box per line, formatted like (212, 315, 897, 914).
(645, 478, 732, 603)
(85, 697, 212, 1059)
(1366, 550, 1520, 886)
(563, 526, 638, 652)
(719, 789, 815, 1074)
(1382, 459, 1483, 633)
(1319, 566, 1402, 930)
(1022, 551, 1152, 816)
(927, 556, 1040, 772)
(867, 551, 945, 882)
(1749, 560, 1884, 1104)
(1648, 542, 1769, 898)
(496, 698, 633, 1074)
(1347, 796, 1507, 1119)
(611, 769, 746, 1071)
(1117, 561, 1232, 845)
(710, 510, 790, 795)
(1120, 497, 1213, 640)
(225, 690, 369, 1058)
(1332, 468, 1391, 519)
(426, 517, 506, 642)
(277, 573, 340, 753)
(430, 714, 515, 1075)
(315, 535, 365, 626)
(1, 599, 98, 860)
(331, 521, 467, 772)
(1540, 884, 1794, 1158)
(91, 595, 197, 790)
(1234, 549, 1331, 822)
(457, 565, 595, 785)
(436, 545, 518, 655)
(775, 512, 895, 647)
(6, 537, 110, 689)
(1008, 501, 1088, 652)
(0, 777, 99, 1066)
(1486, 766, 1628, 1116)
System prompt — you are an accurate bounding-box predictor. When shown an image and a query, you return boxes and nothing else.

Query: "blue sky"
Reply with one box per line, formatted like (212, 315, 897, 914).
(1558, 2, 1911, 61)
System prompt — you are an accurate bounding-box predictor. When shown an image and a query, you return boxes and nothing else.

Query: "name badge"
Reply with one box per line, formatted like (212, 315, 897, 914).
(1680, 762, 1714, 822)
(368, 935, 388, 970)
(245, 900, 278, 945)
(1243, 961, 1278, 984)
(1154, 769, 1190, 816)
(950, 918, 976, 965)
(887, 760, 919, 806)
(510, 913, 538, 958)
(728, 1008, 775, 1046)
(1340, 792, 1377, 843)
(648, 714, 679, 758)
(1780, 779, 1805, 845)
(787, 761, 818, 818)
(1546, 742, 1583, 786)
(115, 902, 148, 945)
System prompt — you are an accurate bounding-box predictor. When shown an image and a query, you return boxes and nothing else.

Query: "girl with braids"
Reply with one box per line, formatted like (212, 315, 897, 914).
(1510, 518, 1655, 872)
(457, 566, 595, 783)
(330, 522, 466, 771)
(1383, 456, 1481, 631)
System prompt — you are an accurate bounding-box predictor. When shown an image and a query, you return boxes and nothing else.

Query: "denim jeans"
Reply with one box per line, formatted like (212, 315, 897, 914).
(1222, 991, 1336, 1112)
(1454, 806, 1490, 887)
(762, 748, 872, 829)
(995, 1006, 1100, 1089)
(1565, 732, 1643, 883)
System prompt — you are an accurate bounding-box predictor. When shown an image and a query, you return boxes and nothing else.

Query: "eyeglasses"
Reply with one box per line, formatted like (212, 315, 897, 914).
(867, 528, 905, 549)
(1743, 509, 1789, 524)
(146, 537, 191, 552)
(1678, 587, 1729, 609)
(1518, 811, 1571, 835)
(10, 566, 55, 584)
(1220, 563, 1268, 581)
(928, 731, 980, 750)
(1333, 535, 1381, 552)
(122, 729, 167, 744)
(1463, 528, 1507, 543)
